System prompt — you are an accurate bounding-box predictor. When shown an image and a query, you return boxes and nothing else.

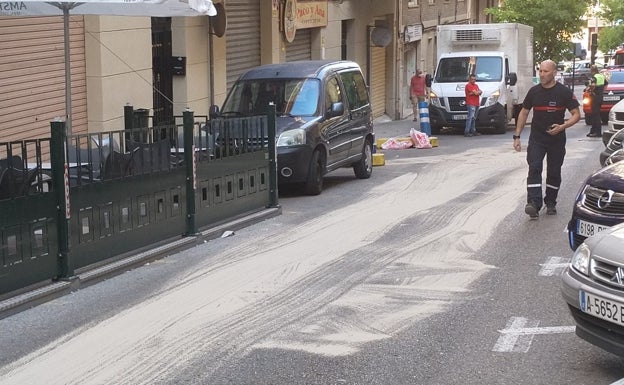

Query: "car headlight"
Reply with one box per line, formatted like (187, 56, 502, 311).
(483, 89, 500, 107)
(429, 90, 441, 107)
(571, 243, 591, 276)
(609, 108, 616, 121)
(277, 128, 306, 146)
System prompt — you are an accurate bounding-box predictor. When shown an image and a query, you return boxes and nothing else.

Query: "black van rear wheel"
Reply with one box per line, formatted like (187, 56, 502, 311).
(353, 138, 373, 179)
(304, 150, 323, 195)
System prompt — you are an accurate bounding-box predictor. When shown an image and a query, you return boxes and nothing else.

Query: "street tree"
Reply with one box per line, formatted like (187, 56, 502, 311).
(485, 0, 591, 64)
(596, 0, 624, 55)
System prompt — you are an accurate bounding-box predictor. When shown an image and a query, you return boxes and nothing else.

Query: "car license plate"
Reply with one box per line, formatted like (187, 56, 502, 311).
(452, 114, 468, 120)
(603, 96, 621, 102)
(577, 219, 609, 237)
(579, 290, 624, 327)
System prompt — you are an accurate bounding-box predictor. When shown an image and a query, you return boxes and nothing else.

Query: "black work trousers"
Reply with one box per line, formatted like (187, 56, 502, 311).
(590, 92, 603, 135)
(526, 137, 566, 210)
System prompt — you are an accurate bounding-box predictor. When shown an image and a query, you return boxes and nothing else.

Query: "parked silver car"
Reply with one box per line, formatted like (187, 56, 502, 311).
(561, 222, 624, 356)
(599, 125, 624, 166)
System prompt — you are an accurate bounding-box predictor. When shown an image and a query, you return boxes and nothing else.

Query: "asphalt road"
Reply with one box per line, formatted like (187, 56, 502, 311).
(0, 116, 623, 384)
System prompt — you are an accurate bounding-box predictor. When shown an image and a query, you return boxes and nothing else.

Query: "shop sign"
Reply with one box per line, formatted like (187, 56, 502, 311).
(284, 0, 297, 43)
(404, 24, 423, 43)
(295, 1, 327, 29)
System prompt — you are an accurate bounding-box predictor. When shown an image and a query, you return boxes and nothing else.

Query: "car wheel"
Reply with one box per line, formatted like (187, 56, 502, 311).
(494, 120, 506, 134)
(585, 114, 591, 125)
(303, 149, 323, 195)
(601, 113, 609, 125)
(353, 138, 373, 179)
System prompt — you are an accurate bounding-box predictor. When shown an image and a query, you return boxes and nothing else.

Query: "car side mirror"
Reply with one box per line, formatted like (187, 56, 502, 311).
(506, 72, 518, 86)
(209, 105, 220, 119)
(605, 149, 624, 166)
(425, 74, 432, 87)
(328, 102, 345, 118)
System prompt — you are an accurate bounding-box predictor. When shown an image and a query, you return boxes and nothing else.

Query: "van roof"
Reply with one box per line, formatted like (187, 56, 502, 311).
(237, 60, 361, 80)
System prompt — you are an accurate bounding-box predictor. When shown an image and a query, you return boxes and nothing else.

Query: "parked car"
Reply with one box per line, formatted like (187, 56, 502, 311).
(211, 60, 374, 195)
(563, 61, 604, 86)
(582, 68, 624, 126)
(567, 161, 624, 251)
(602, 97, 624, 146)
(605, 149, 624, 166)
(561, 221, 624, 357)
(599, 126, 624, 166)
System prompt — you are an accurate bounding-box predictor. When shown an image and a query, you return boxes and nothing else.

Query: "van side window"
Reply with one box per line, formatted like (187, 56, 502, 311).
(339, 71, 369, 110)
(325, 77, 342, 114)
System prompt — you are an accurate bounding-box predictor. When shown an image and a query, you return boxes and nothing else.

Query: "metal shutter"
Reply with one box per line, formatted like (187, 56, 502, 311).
(225, 0, 261, 90)
(285, 28, 311, 62)
(370, 46, 386, 119)
(0, 16, 87, 140)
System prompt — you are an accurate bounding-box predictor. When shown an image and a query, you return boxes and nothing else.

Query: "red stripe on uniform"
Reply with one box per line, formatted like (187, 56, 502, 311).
(534, 106, 566, 111)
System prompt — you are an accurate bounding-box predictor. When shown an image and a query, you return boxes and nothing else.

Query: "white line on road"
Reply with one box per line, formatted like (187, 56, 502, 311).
(538, 256, 570, 276)
(610, 379, 624, 385)
(493, 317, 575, 353)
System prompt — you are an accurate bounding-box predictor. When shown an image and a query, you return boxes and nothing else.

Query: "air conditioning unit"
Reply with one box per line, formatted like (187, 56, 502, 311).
(452, 29, 501, 44)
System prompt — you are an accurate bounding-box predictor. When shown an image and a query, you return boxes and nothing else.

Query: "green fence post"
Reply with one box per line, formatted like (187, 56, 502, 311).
(267, 103, 280, 208)
(50, 119, 73, 278)
(183, 109, 198, 236)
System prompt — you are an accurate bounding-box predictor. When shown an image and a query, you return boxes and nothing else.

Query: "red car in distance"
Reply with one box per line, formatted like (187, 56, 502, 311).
(583, 68, 624, 125)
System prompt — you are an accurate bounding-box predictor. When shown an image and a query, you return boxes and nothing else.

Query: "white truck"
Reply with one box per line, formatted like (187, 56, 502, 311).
(428, 23, 534, 134)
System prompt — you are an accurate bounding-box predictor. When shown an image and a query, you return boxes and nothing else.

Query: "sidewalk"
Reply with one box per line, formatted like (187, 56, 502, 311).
(373, 114, 420, 140)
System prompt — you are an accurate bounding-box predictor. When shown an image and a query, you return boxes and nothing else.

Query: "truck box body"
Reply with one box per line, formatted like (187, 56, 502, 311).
(428, 23, 534, 134)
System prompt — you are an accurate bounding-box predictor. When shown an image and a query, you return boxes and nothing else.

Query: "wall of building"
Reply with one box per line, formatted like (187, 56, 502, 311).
(85, 16, 153, 132)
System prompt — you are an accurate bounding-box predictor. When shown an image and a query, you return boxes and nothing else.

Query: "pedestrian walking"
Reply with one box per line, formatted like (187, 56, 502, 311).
(464, 74, 482, 137)
(586, 64, 606, 137)
(410, 69, 427, 122)
(513, 59, 581, 219)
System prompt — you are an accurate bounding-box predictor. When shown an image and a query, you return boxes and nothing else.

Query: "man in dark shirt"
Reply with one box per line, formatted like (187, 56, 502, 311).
(512, 59, 581, 219)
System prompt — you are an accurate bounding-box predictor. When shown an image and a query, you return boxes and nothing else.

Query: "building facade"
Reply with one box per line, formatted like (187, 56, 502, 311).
(0, 0, 500, 141)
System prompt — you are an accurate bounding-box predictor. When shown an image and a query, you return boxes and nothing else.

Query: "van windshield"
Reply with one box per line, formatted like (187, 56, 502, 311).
(434, 56, 502, 83)
(221, 78, 320, 117)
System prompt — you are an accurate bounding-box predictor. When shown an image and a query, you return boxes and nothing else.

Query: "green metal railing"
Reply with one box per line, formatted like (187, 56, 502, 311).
(0, 108, 278, 295)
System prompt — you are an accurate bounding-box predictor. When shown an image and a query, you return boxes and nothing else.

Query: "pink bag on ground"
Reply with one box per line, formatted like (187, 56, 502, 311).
(381, 138, 413, 150)
(410, 128, 432, 149)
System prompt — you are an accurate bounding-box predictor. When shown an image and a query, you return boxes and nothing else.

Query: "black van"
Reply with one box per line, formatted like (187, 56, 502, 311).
(212, 60, 374, 195)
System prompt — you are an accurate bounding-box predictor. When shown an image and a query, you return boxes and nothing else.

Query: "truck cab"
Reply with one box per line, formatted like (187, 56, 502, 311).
(428, 52, 517, 134)
(428, 23, 534, 135)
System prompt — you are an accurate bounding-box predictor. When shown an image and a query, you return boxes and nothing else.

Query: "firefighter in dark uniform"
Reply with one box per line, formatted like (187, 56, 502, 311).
(512, 59, 581, 219)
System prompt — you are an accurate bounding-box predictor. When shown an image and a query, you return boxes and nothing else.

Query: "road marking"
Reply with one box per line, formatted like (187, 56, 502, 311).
(493, 317, 575, 353)
(610, 379, 624, 385)
(538, 256, 570, 276)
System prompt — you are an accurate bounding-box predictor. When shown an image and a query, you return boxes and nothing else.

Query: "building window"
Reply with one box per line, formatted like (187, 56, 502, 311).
(428, 0, 435, 5)
(408, 0, 419, 7)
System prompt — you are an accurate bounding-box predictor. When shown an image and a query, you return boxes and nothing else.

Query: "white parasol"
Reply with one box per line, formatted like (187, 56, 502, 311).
(0, 0, 217, 131)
